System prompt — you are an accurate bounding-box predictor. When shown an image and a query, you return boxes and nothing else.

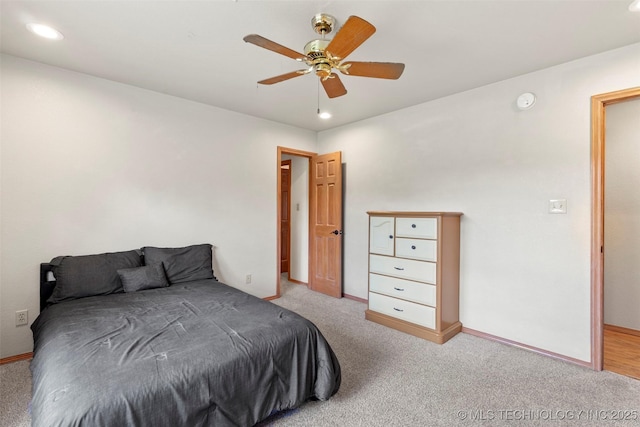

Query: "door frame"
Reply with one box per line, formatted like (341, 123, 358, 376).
(280, 159, 292, 278)
(590, 86, 640, 370)
(276, 146, 316, 298)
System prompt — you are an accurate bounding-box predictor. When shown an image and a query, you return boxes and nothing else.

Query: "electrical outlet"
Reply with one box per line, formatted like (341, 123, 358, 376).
(16, 309, 28, 326)
(549, 199, 567, 214)
(245, 274, 252, 284)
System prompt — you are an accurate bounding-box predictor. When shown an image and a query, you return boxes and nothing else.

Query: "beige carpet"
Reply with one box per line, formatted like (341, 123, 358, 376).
(2, 278, 640, 426)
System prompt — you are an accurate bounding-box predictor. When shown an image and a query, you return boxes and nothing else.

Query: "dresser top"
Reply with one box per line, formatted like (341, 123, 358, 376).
(367, 211, 463, 217)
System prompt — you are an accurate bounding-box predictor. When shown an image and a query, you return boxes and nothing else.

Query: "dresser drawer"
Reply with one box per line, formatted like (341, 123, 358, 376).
(396, 217, 437, 239)
(369, 292, 436, 329)
(369, 273, 436, 306)
(369, 254, 436, 284)
(395, 238, 437, 262)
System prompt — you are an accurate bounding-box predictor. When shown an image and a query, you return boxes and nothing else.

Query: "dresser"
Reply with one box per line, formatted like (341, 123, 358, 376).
(365, 211, 463, 344)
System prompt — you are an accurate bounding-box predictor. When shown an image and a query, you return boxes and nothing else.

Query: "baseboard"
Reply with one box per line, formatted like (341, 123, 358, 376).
(0, 352, 33, 365)
(287, 278, 307, 285)
(343, 293, 367, 304)
(462, 327, 592, 369)
(604, 324, 640, 337)
(267, 291, 366, 303)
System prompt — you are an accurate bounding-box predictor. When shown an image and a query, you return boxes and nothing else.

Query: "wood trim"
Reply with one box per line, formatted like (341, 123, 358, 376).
(267, 292, 364, 304)
(343, 293, 367, 304)
(462, 327, 592, 368)
(604, 324, 640, 338)
(277, 146, 317, 158)
(366, 309, 461, 344)
(367, 211, 463, 217)
(277, 147, 316, 300)
(287, 278, 307, 285)
(590, 87, 640, 371)
(0, 352, 33, 365)
(440, 215, 461, 331)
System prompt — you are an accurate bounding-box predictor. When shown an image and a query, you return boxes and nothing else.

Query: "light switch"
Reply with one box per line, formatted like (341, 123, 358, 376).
(549, 199, 567, 214)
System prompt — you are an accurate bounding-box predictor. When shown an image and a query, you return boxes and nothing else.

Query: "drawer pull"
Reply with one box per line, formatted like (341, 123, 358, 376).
(411, 245, 416, 250)
(393, 267, 405, 271)
(411, 224, 416, 228)
(393, 307, 404, 312)
(393, 287, 405, 291)
(389, 235, 393, 239)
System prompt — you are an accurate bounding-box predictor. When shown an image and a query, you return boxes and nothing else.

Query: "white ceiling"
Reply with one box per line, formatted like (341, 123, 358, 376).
(2, 1, 639, 132)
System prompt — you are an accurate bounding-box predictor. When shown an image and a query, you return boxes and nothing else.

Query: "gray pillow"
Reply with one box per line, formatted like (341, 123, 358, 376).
(142, 244, 214, 284)
(118, 263, 169, 292)
(49, 250, 142, 304)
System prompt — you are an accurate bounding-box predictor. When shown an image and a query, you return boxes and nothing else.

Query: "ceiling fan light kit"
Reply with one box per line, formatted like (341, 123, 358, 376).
(243, 13, 405, 99)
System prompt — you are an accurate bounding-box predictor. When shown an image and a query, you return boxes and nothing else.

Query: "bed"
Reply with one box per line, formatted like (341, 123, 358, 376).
(30, 244, 341, 427)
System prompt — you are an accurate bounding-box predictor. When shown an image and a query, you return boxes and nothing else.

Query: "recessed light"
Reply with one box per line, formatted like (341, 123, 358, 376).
(318, 111, 332, 119)
(630, 0, 640, 12)
(26, 23, 64, 40)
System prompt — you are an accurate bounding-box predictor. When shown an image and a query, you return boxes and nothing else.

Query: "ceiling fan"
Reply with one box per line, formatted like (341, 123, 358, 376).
(243, 14, 405, 99)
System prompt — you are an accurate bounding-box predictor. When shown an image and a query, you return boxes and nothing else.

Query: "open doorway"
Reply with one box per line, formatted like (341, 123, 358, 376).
(276, 147, 314, 297)
(280, 155, 309, 286)
(602, 96, 640, 379)
(590, 87, 640, 373)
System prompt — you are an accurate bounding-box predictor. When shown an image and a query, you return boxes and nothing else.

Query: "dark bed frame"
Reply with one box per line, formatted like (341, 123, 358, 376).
(39, 263, 56, 312)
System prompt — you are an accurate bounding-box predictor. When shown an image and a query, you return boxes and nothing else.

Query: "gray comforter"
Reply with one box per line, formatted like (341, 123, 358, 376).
(30, 279, 341, 426)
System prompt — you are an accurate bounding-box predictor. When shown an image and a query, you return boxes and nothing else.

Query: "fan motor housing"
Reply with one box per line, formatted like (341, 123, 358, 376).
(304, 39, 333, 78)
(304, 39, 330, 59)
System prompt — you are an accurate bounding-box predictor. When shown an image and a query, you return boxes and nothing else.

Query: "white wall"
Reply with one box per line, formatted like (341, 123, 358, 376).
(604, 98, 640, 331)
(2, 44, 639, 362)
(282, 155, 309, 283)
(0, 55, 317, 358)
(318, 43, 640, 362)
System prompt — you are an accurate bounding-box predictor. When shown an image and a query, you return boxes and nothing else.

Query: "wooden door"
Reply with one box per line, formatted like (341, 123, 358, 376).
(280, 160, 291, 274)
(309, 151, 343, 298)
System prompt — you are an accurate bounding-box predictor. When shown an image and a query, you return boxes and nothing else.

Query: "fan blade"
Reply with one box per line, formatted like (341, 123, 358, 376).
(243, 34, 308, 61)
(321, 74, 347, 99)
(258, 69, 310, 85)
(341, 62, 405, 79)
(325, 16, 376, 60)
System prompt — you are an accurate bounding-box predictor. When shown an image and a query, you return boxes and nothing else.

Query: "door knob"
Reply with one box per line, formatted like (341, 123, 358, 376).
(331, 230, 343, 235)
